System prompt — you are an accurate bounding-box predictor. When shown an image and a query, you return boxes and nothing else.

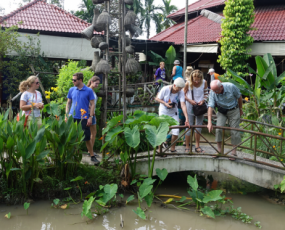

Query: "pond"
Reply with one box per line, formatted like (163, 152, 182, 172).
(1, 172, 284, 230)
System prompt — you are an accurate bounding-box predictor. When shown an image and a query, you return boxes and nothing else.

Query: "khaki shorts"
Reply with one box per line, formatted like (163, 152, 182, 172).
(27, 116, 42, 128)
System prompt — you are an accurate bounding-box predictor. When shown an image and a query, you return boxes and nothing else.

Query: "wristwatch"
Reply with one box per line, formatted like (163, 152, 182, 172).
(89, 115, 94, 118)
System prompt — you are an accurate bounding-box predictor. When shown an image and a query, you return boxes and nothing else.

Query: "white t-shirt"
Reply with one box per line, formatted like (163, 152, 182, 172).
(186, 80, 205, 103)
(20, 90, 43, 117)
(157, 85, 185, 116)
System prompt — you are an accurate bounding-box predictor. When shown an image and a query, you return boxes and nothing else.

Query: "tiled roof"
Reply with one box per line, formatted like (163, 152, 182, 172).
(0, 0, 102, 34)
(168, 0, 225, 19)
(150, 5, 285, 44)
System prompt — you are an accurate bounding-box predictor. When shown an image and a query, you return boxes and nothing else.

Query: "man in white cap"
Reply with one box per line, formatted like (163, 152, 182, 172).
(208, 68, 220, 83)
(155, 78, 190, 153)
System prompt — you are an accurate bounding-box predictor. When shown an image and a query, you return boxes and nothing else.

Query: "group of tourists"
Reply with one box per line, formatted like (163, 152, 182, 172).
(155, 61, 242, 160)
(18, 60, 242, 163)
(19, 73, 101, 164)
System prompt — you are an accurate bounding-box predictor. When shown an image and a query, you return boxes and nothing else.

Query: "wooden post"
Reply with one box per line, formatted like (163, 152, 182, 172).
(221, 129, 225, 155)
(250, 123, 253, 149)
(190, 128, 194, 154)
(118, 0, 122, 110)
(183, 0, 188, 73)
(254, 134, 257, 161)
(280, 129, 284, 154)
(122, 2, 127, 122)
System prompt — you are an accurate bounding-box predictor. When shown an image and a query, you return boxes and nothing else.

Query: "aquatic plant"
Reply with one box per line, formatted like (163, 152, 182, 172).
(24, 202, 30, 215)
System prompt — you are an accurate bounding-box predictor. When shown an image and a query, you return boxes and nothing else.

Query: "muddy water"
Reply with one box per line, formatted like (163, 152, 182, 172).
(1, 189, 284, 230)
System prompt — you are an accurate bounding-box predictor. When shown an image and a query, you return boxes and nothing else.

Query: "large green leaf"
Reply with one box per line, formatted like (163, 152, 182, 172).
(165, 45, 176, 65)
(6, 136, 15, 150)
(25, 141, 36, 160)
(255, 56, 275, 90)
(203, 190, 223, 203)
(102, 115, 123, 135)
(36, 150, 50, 161)
(81, 196, 95, 219)
(263, 53, 277, 78)
(144, 122, 169, 148)
(156, 168, 168, 181)
(228, 69, 252, 90)
(142, 178, 156, 185)
(70, 176, 83, 182)
(149, 115, 178, 127)
(102, 184, 118, 204)
(126, 195, 135, 204)
(105, 126, 123, 142)
(277, 71, 285, 85)
(201, 206, 215, 219)
(219, 76, 252, 96)
(188, 190, 204, 204)
(132, 207, 146, 220)
(145, 193, 154, 207)
(187, 175, 198, 191)
(34, 126, 45, 143)
(139, 184, 153, 199)
(124, 126, 140, 148)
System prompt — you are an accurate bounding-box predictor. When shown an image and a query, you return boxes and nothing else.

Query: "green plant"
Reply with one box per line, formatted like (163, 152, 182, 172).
(101, 111, 178, 177)
(70, 176, 84, 201)
(24, 202, 30, 215)
(218, 0, 255, 76)
(254, 221, 262, 229)
(230, 207, 253, 224)
(5, 212, 11, 219)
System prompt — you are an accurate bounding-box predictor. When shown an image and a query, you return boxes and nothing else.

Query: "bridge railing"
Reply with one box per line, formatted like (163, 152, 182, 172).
(159, 121, 285, 170)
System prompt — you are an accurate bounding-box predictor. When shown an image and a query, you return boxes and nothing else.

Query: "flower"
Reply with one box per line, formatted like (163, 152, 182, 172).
(273, 146, 276, 149)
(280, 129, 282, 131)
(279, 133, 282, 136)
(46, 95, 50, 99)
(80, 109, 87, 116)
(99, 137, 103, 140)
(245, 97, 249, 102)
(118, 121, 121, 122)
(51, 87, 54, 90)
(106, 152, 110, 155)
(281, 159, 283, 162)
(85, 181, 89, 184)
(53, 88, 58, 92)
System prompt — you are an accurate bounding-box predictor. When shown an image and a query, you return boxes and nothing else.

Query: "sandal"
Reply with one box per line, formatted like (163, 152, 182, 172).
(158, 154, 167, 158)
(195, 147, 205, 154)
(185, 148, 190, 152)
(170, 150, 177, 153)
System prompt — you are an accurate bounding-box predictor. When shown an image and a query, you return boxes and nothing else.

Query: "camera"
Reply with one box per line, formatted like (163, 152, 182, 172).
(167, 102, 176, 109)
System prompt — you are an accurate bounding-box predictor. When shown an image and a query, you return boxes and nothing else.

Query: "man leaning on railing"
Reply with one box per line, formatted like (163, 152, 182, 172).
(207, 80, 243, 160)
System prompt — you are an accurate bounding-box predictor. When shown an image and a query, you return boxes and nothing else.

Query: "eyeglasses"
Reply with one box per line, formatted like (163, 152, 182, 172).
(35, 82, 40, 85)
(72, 79, 77, 82)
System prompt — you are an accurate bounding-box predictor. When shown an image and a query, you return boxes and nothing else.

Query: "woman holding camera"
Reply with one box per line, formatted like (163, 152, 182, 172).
(184, 70, 208, 153)
(155, 78, 190, 153)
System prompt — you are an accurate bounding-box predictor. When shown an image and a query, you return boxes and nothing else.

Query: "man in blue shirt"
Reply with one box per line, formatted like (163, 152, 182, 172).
(65, 72, 99, 164)
(207, 80, 243, 159)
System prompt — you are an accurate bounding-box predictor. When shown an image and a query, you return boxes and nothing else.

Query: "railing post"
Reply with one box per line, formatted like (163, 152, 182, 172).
(254, 134, 257, 161)
(221, 129, 225, 155)
(190, 128, 194, 154)
(102, 134, 106, 163)
(280, 129, 284, 155)
(250, 123, 253, 149)
(8, 94, 12, 121)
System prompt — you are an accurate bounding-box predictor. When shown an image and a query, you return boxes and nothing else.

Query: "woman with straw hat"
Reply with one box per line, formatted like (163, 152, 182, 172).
(155, 78, 190, 153)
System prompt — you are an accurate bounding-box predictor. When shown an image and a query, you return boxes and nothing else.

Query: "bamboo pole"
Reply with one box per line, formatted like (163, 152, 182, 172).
(122, 2, 127, 122)
(183, 0, 189, 73)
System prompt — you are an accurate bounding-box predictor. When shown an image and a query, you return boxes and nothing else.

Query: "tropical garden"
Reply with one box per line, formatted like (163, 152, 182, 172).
(0, 0, 284, 229)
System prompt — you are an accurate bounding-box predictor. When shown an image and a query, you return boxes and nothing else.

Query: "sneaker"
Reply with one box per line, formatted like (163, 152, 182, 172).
(89, 152, 99, 157)
(91, 156, 100, 164)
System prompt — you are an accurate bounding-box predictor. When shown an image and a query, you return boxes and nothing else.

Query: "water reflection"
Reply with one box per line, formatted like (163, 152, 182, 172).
(40, 223, 52, 230)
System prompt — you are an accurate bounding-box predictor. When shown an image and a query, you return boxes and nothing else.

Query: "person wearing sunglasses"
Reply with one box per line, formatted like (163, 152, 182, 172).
(65, 72, 100, 165)
(19, 75, 44, 128)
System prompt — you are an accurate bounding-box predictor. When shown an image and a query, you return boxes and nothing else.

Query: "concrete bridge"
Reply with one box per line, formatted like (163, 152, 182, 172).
(135, 146, 285, 190)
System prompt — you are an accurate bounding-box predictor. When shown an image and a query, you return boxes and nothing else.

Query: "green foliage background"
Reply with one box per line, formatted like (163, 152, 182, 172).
(218, 0, 255, 76)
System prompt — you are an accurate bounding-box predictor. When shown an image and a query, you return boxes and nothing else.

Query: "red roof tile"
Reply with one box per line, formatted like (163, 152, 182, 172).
(168, 0, 225, 19)
(0, 0, 102, 35)
(151, 5, 285, 44)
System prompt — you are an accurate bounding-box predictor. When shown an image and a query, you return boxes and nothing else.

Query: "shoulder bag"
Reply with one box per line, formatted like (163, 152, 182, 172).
(191, 88, 208, 116)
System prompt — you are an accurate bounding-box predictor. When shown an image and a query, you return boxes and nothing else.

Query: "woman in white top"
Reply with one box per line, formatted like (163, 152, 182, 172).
(19, 75, 44, 128)
(155, 78, 190, 153)
(87, 76, 100, 156)
(184, 70, 208, 153)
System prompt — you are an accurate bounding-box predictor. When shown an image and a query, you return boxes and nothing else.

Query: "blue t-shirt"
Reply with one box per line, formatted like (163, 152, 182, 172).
(173, 66, 183, 80)
(67, 85, 95, 119)
(155, 68, 166, 82)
